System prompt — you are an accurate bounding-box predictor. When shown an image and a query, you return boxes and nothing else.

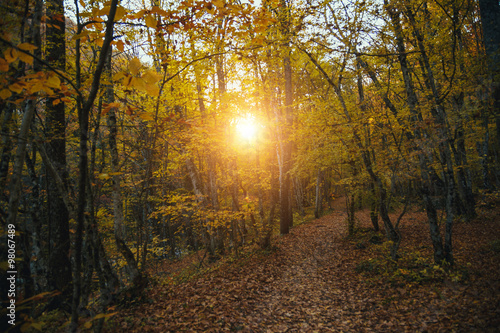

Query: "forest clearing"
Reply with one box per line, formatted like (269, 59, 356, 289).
(1, 0, 500, 331)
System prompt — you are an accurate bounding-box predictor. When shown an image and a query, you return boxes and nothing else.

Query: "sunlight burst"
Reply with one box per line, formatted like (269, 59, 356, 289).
(235, 115, 258, 142)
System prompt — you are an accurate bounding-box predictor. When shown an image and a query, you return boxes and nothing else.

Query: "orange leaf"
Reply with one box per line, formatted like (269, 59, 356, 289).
(18, 52, 34, 65)
(142, 70, 161, 85)
(145, 15, 157, 29)
(115, 40, 125, 52)
(129, 57, 141, 76)
(9, 82, 24, 94)
(0, 58, 8, 71)
(17, 43, 38, 51)
(4, 48, 18, 63)
(0, 89, 12, 99)
(46, 75, 61, 89)
(114, 6, 127, 21)
(132, 76, 146, 91)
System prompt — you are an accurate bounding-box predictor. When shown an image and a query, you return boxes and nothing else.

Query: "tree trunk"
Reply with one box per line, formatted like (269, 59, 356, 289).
(369, 182, 380, 232)
(314, 170, 323, 219)
(385, 0, 449, 263)
(45, 0, 72, 306)
(404, 2, 457, 263)
(106, 48, 145, 291)
(279, 53, 294, 235)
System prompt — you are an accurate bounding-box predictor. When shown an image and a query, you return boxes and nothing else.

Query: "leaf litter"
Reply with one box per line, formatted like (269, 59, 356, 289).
(106, 203, 500, 332)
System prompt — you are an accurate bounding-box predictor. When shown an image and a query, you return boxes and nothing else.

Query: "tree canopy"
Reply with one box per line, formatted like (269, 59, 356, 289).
(1, 0, 499, 330)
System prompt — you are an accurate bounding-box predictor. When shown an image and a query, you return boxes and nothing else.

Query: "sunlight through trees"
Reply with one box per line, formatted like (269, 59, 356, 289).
(0, 0, 499, 330)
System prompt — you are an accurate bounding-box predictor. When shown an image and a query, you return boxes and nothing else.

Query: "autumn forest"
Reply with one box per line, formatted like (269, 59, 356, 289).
(1, 0, 499, 331)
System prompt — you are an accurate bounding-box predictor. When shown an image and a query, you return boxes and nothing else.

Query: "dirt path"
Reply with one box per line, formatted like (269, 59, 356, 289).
(108, 209, 500, 332)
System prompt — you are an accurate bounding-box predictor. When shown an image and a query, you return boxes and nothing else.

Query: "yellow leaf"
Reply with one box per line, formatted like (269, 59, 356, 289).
(4, 48, 18, 63)
(17, 43, 38, 51)
(132, 76, 146, 91)
(44, 87, 54, 95)
(145, 15, 157, 29)
(96, 38, 103, 47)
(142, 70, 161, 85)
(113, 71, 125, 81)
(30, 80, 44, 94)
(98, 173, 110, 180)
(97, 5, 110, 16)
(46, 75, 61, 89)
(79, 0, 85, 7)
(73, 31, 89, 40)
(9, 82, 24, 94)
(114, 6, 126, 21)
(138, 112, 154, 121)
(0, 58, 8, 71)
(151, 6, 168, 16)
(84, 321, 92, 329)
(122, 75, 133, 88)
(115, 40, 125, 52)
(0, 89, 11, 99)
(145, 84, 159, 96)
(213, 0, 224, 8)
(129, 57, 141, 76)
(18, 52, 34, 65)
(133, 9, 146, 19)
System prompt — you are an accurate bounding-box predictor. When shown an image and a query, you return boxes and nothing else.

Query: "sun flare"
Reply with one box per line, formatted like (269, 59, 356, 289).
(235, 115, 258, 142)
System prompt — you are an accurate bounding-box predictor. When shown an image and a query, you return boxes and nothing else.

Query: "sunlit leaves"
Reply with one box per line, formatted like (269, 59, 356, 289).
(145, 15, 157, 29)
(128, 57, 142, 76)
(0, 89, 11, 99)
(0, 58, 8, 72)
(114, 5, 127, 21)
(4, 48, 18, 64)
(114, 58, 161, 96)
(0, 70, 67, 102)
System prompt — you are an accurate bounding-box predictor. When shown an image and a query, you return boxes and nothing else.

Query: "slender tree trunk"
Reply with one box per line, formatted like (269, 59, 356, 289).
(0, 105, 14, 191)
(302, 46, 401, 258)
(45, 0, 72, 306)
(478, 0, 500, 140)
(369, 182, 380, 232)
(106, 48, 144, 291)
(404, 2, 457, 263)
(279, 52, 294, 235)
(314, 170, 323, 219)
(386, 0, 449, 263)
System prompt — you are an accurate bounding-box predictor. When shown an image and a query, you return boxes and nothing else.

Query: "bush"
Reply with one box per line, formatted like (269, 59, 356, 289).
(356, 247, 469, 286)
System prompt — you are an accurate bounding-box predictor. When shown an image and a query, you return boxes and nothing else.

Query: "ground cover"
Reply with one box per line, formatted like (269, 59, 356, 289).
(103, 199, 500, 332)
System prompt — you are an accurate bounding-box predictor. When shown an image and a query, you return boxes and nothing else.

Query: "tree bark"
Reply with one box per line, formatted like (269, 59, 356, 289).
(45, 0, 72, 306)
(106, 48, 145, 292)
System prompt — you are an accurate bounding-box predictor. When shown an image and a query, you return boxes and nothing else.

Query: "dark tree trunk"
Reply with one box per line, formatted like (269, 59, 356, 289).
(369, 182, 380, 232)
(279, 53, 293, 235)
(314, 170, 323, 219)
(478, 0, 500, 189)
(45, 0, 72, 305)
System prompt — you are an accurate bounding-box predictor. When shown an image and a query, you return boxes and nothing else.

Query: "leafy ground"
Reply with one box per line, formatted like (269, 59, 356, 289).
(104, 199, 500, 332)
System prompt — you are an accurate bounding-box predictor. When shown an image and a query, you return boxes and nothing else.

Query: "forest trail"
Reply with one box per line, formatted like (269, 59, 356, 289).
(108, 208, 500, 332)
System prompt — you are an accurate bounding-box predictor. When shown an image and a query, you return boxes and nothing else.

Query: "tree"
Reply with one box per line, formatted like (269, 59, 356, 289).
(44, 0, 72, 306)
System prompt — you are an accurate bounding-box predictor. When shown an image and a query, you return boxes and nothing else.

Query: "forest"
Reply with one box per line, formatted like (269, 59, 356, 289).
(0, 0, 499, 331)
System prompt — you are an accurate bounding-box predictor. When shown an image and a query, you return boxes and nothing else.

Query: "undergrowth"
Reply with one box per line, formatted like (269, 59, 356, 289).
(355, 241, 470, 286)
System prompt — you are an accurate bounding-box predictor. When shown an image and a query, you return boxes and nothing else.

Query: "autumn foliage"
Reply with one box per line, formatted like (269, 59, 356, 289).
(0, 0, 499, 331)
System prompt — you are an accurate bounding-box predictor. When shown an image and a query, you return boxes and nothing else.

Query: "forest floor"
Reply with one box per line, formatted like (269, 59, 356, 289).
(104, 197, 500, 332)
